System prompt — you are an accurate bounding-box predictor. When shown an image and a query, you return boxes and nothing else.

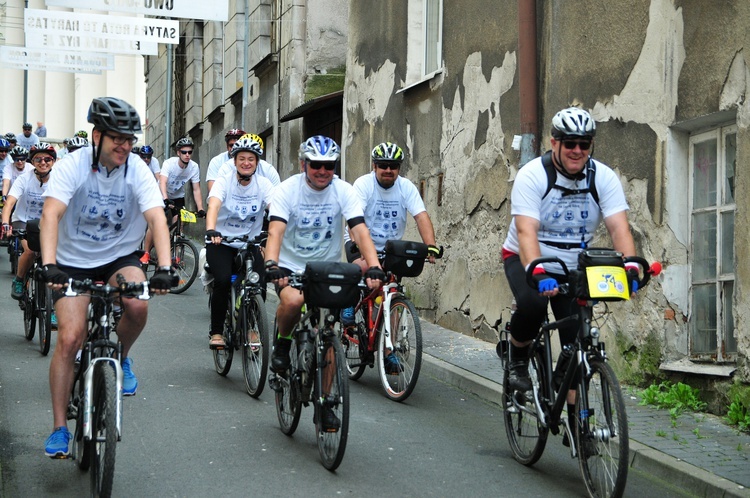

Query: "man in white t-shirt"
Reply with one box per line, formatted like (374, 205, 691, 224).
(2, 145, 33, 199)
(159, 136, 205, 216)
(16, 122, 40, 150)
(138, 145, 160, 181)
(38, 97, 176, 459)
(0, 138, 11, 187)
(205, 128, 244, 193)
(264, 136, 384, 430)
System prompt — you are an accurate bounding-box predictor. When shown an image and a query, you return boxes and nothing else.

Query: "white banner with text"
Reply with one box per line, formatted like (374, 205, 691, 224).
(44, 0, 229, 22)
(0, 47, 110, 74)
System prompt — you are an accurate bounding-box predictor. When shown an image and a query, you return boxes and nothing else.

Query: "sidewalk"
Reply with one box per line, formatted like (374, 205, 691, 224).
(419, 320, 750, 498)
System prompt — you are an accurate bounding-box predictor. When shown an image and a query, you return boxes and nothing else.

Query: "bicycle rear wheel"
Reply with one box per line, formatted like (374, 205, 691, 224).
(213, 287, 235, 376)
(37, 284, 52, 355)
(503, 348, 548, 466)
(342, 307, 368, 380)
(576, 358, 628, 498)
(316, 334, 349, 471)
(274, 331, 301, 435)
(170, 238, 199, 294)
(376, 297, 422, 402)
(241, 294, 269, 398)
(22, 274, 36, 341)
(90, 364, 118, 498)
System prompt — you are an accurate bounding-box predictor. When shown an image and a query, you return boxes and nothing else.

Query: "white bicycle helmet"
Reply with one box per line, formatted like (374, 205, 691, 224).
(231, 136, 263, 158)
(551, 107, 596, 139)
(300, 135, 340, 162)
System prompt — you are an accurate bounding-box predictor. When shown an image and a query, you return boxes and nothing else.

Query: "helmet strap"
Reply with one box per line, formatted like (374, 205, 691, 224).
(236, 171, 254, 183)
(552, 143, 587, 181)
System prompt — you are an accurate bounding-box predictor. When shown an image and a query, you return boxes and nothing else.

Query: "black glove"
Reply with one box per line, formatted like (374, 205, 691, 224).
(364, 266, 386, 282)
(196, 210, 206, 218)
(427, 245, 442, 258)
(40, 263, 69, 285)
(265, 265, 285, 281)
(164, 199, 175, 210)
(205, 229, 222, 240)
(150, 268, 178, 290)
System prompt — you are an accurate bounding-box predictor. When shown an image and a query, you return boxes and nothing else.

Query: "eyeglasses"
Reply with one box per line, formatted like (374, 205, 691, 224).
(562, 140, 592, 151)
(103, 132, 138, 146)
(32, 157, 54, 164)
(179, 150, 193, 155)
(14, 157, 26, 162)
(375, 162, 401, 171)
(307, 161, 336, 171)
(141, 155, 153, 160)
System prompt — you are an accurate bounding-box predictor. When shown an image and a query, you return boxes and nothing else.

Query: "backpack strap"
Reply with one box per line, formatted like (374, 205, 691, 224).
(540, 151, 598, 205)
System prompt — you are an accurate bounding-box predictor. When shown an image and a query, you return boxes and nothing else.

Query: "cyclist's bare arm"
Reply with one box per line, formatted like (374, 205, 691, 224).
(191, 181, 204, 212)
(2, 179, 10, 198)
(414, 211, 437, 263)
(144, 205, 172, 267)
(40, 197, 66, 288)
(205, 197, 221, 243)
(264, 218, 288, 287)
(158, 174, 169, 202)
(349, 222, 383, 289)
(1, 195, 17, 228)
(515, 215, 544, 270)
(604, 210, 636, 257)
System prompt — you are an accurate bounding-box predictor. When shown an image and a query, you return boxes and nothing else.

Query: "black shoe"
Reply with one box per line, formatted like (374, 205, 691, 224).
(320, 406, 341, 432)
(271, 338, 292, 373)
(508, 360, 532, 391)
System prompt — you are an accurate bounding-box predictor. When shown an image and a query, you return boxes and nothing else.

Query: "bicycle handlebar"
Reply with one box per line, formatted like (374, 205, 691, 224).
(204, 231, 268, 246)
(62, 274, 151, 301)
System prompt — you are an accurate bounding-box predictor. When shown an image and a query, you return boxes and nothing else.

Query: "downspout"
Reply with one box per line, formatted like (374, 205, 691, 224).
(242, 0, 249, 130)
(165, 44, 173, 154)
(518, 0, 539, 166)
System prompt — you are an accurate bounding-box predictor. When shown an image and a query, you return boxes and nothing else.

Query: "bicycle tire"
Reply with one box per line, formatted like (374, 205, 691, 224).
(38, 284, 52, 355)
(274, 327, 302, 435)
(213, 286, 236, 376)
(315, 334, 349, 471)
(170, 238, 199, 294)
(342, 307, 367, 380)
(90, 364, 117, 498)
(503, 347, 548, 466)
(376, 297, 422, 402)
(73, 377, 91, 471)
(576, 358, 628, 498)
(241, 294, 269, 398)
(22, 274, 35, 341)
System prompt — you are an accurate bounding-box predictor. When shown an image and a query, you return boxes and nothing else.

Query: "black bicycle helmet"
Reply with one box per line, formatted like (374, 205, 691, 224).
(86, 97, 142, 135)
(175, 136, 194, 149)
(22, 122, 32, 130)
(5, 132, 16, 143)
(371, 142, 405, 162)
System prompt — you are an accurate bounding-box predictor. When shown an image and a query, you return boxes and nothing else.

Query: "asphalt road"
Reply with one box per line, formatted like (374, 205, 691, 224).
(0, 247, 694, 497)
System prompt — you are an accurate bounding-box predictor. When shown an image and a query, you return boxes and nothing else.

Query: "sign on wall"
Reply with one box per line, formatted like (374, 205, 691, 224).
(44, 0, 230, 22)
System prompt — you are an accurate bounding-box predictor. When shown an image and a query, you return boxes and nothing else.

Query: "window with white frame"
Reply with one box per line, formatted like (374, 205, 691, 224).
(403, 0, 443, 89)
(689, 125, 736, 361)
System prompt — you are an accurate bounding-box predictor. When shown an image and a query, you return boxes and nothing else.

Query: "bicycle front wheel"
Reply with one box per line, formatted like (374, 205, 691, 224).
(37, 284, 52, 355)
(170, 238, 199, 294)
(576, 358, 628, 498)
(376, 297, 422, 402)
(342, 307, 368, 380)
(241, 294, 269, 398)
(90, 364, 118, 498)
(22, 274, 36, 341)
(503, 348, 548, 466)
(316, 334, 349, 471)
(274, 330, 302, 435)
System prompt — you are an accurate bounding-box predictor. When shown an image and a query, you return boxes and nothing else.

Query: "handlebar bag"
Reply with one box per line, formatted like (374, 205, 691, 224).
(576, 248, 629, 301)
(25, 218, 41, 252)
(303, 261, 362, 308)
(383, 240, 428, 278)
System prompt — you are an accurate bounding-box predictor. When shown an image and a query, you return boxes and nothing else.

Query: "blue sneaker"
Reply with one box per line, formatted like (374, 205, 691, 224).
(122, 357, 138, 396)
(341, 307, 355, 326)
(384, 353, 404, 375)
(11, 277, 23, 301)
(50, 311, 58, 329)
(45, 426, 72, 458)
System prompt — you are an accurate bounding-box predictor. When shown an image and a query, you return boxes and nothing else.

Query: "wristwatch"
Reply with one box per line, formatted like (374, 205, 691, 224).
(157, 266, 173, 272)
(264, 259, 278, 269)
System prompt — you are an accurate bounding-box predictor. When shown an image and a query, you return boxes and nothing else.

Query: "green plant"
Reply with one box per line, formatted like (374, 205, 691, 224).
(639, 381, 708, 415)
(656, 429, 666, 437)
(725, 394, 750, 432)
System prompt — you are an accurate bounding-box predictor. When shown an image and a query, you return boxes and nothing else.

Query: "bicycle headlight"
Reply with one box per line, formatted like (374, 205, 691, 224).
(247, 271, 260, 284)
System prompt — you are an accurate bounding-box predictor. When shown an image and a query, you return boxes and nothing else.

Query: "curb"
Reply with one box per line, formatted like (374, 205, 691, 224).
(421, 353, 750, 498)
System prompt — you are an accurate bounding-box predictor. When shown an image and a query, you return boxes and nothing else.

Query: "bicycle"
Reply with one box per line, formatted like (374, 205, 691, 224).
(500, 248, 661, 498)
(341, 240, 443, 402)
(206, 233, 270, 398)
(269, 261, 361, 471)
(143, 207, 200, 294)
(64, 275, 151, 498)
(16, 223, 53, 355)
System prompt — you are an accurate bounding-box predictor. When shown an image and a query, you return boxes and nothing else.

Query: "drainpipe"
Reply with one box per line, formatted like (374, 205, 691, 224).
(242, 0, 249, 130)
(165, 44, 173, 155)
(518, 0, 539, 167)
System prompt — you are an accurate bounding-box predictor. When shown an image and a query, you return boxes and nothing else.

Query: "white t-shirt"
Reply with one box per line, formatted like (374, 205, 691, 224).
(8, 169, 48, 223)
(0, 155, 12, 183)
(160, 156, 200, 199)
(205, 151, 231, 183)
(349, 171, 427, 251)
(502, 156, 629, 272)
(269, 174, 363, 273)
(216, 158, 281, 186)
(146, 157, 160, 176)
(43, 148, 164, 268)
(208, 169, 275, 248)
(3, 162, 33, 187)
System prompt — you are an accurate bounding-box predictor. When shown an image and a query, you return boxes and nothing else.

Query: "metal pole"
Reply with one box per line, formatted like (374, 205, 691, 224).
(23, 0, 29, 123)
(242, 0, 249, 130)
(165, 43, 173, 156)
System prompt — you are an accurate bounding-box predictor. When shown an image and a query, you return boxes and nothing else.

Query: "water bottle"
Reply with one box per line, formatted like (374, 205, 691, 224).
(553, 344, 574, 391)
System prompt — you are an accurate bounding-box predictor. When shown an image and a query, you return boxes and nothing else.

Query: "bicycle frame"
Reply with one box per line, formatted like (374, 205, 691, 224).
(355, 277, 401, 353)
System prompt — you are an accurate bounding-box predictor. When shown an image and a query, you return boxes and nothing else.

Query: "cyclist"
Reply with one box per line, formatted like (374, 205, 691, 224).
(204, 136, 275, 349)
(0, 139, 11, 192)
(205, 128, 244, 193)
(74, 130, 88, 139)
(38, 97, 175, 458)
(2, 144, 56, 309)
(16, 122, 40, 150)
(501, 107, 637, 434)
(214, 133, 280, 188)
(3, 145, 33, 200)
(139, 144, 160, 181)
(4, 132, 17, 146)
(264, 135, 385, 431)
(159, 136, 205, 219)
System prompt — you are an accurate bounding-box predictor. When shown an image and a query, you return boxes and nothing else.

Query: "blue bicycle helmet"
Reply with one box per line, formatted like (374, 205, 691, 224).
(140, 145, 154, 156)
(0, 138, 10, 152)
(300, 135, 340, 162)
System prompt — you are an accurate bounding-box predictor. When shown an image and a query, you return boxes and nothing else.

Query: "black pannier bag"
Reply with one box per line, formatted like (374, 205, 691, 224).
(303, 261, 362, 308)
(575, 248, 629, 301)
(25, 218, 41, 252)
(383, 240, 428, 278)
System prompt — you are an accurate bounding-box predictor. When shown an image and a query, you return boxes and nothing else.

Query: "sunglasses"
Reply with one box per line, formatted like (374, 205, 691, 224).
(179, 150, 193, 155)
(103, 132, 138, 146)
(33, 157, 54, 164)
(307, 161, 336, 171)
(375, 162, 401, 171)
(561, 140, 592, 151)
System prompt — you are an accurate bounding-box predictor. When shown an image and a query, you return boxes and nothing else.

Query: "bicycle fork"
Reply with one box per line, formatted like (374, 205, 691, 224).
(81, 358, 124, 442)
